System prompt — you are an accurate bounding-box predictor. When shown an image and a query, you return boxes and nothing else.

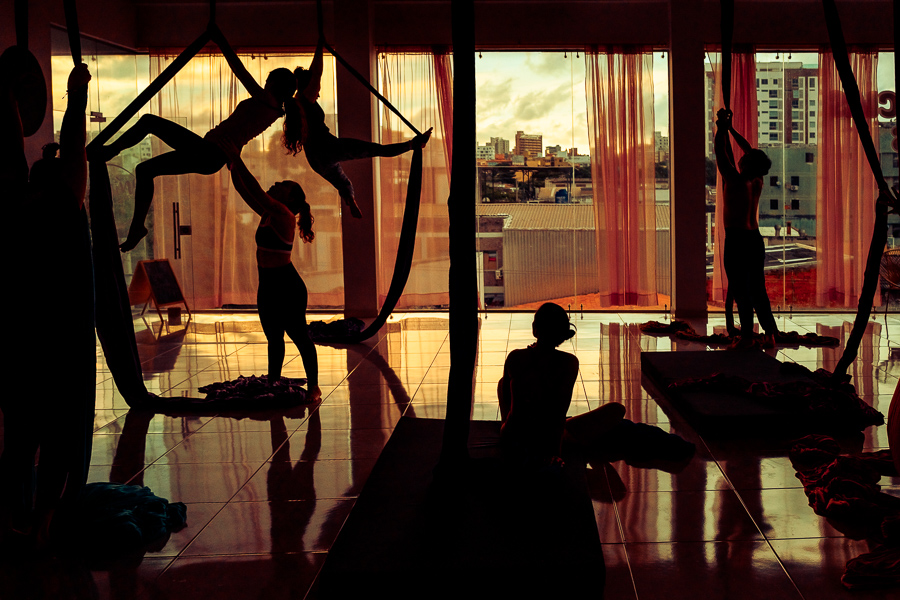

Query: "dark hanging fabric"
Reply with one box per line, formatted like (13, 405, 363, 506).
(439, 0, 477, 466)
(720, 0, 737, 334)
(821, 0, 898, 379)
(86, 30, 211, 407)
(89, 160, 154, 407)
(310, 148, 424, 343)
(63, 0, 82, 65)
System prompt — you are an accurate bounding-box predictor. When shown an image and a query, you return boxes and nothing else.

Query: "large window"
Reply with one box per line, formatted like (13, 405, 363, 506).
(475, 51, 670, 310)
(52, 35, 343, 309)
(705, 50, 897, 312)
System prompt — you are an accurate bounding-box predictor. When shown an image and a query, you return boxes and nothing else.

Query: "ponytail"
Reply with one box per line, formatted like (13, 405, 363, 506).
(282, 97, 305, 156)
(297, 200, 315, 244)
(285, 182, 315, 243)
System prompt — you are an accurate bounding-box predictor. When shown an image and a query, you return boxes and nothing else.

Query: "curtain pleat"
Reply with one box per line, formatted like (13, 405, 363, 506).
(585, 48, 657, 307)
(816, 50, 879, 307)
(378, 50, 452, 309)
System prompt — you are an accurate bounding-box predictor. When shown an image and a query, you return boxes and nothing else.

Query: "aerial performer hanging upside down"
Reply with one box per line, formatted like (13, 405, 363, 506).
(228, 154, 322, 403)
(715, 107, 779, 349)
(94, 24, 303, 252)
(294, 34, 432, 219)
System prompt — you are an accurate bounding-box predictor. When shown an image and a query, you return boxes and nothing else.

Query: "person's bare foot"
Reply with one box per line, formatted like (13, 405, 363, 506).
(120, 224, 148, 252)
(411, 127, 433, 150)
(343, 196, 362, 219)
(307, 385, 322, 403)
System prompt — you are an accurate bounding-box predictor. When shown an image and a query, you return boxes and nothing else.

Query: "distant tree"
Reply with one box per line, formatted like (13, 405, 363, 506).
(655, 162, 669, 179)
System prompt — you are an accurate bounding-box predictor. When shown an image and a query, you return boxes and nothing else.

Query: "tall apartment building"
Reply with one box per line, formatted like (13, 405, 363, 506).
(490, 136, 511, 156)
(514, 130, 543, 157)
(756, 61, 819, 146)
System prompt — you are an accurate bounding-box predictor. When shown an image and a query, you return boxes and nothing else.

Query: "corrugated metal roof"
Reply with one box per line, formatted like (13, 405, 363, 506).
(476, 203, 596, 230)
(475, 202, 671, 232)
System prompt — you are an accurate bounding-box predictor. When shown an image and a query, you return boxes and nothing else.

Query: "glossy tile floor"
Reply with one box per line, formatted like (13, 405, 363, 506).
(2, 311, 900, 599)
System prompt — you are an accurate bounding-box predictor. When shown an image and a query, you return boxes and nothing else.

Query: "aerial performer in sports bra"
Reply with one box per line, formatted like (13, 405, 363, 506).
(294, 34, 432, 219)
(715, 107, 779, 349)
(95, 24, 303, 252)
(228, 155, 321, 403)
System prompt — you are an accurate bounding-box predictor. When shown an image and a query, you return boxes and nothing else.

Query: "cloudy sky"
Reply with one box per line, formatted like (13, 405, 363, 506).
(476, 51, 670, 153)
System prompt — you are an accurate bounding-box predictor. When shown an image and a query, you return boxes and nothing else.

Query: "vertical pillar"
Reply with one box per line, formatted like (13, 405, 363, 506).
(333, 0, 379, 318)
(668, 0, 708, 318)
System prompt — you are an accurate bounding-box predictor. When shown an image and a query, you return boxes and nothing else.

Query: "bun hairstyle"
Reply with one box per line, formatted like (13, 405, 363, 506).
(266, 68, 297, 102)
(532, 302, 576, 347)
(284, 181, 315, 243)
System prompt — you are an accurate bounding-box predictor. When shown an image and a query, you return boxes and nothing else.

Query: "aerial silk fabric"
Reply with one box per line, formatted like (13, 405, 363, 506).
(584, 48, 657, 307)
(709, 51, 758, 304)
(377, 49, 452, 309)
(815, 50, 880, 307)
(145, 52, 344, 309)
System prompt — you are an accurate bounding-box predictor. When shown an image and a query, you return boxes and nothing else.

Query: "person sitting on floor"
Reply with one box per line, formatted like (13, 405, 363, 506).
(498, 303, 625, 471)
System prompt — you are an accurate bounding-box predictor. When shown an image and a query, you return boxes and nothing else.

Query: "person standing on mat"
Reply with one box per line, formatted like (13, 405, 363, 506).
(715, 108, 778, 349)
(96, 24, 303, 252)
(228, 155, 321, 403)
(498, 303, 625, 471)
(294, 34, 431, 219)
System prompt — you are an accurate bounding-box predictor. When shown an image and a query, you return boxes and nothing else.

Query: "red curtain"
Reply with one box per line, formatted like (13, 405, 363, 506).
(585, 48, 657, 307)
(377, 49, 452, 309)
(710, 52, 758, 304)
(816, 50, 879, 307)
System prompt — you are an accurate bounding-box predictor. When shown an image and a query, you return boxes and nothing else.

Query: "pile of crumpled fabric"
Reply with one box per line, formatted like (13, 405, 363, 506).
(790, 434, 900, 590)
(639, 319, 839, 347)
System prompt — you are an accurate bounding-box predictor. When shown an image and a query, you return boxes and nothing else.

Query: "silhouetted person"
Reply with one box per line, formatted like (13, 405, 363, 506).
(294, 34, 432, 219)
(95, 24, 303, 252)
(498, 303, 625, 470)
(715, 108, 778, 348)
(0, 59, 93, 547)
(229, 156, 321, 402)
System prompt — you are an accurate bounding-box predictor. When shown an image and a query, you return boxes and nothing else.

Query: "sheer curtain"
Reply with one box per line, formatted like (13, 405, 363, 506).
(585, 48, 657, 307)
(378, 49, 452, 309)
(816, 50, 879, 307)
(710, 51, 758, 304)
(144, 52, 344, 309)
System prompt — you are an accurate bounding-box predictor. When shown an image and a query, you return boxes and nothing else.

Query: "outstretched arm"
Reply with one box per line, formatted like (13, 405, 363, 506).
(229, 157, 280, 217)
(714, 108, 739, 179)
(210, 24, 264, 98)
(300, 36, 324, 102)
(59, 64, 90, 210)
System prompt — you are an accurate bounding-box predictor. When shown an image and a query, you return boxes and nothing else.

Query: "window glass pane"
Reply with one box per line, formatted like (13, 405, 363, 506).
(476, 51, 669, 309)
(53, 39, 344, 309)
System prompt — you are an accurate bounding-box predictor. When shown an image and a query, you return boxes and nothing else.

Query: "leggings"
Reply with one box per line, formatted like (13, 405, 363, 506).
(724, 228, 778, 335)
(305, 134, 411, 201)
(257, 264, 318, 387)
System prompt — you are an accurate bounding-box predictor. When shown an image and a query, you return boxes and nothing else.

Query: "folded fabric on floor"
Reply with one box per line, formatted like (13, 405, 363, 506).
(308, 318, 366, 342)
(789, 434, 900, 590)
(639, 319, 839, 347)
(193, 375, 311, 408)
(54, 482, 187, 555)
(669, 367, 884, 431)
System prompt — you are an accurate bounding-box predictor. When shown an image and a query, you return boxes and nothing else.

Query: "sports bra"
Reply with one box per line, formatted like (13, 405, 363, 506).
(255, 217, 293, 254)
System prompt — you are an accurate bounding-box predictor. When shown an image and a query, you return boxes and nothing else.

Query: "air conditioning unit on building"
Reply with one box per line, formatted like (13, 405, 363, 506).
(495, 269, 503, 280)
(788, 185, 799, 191)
